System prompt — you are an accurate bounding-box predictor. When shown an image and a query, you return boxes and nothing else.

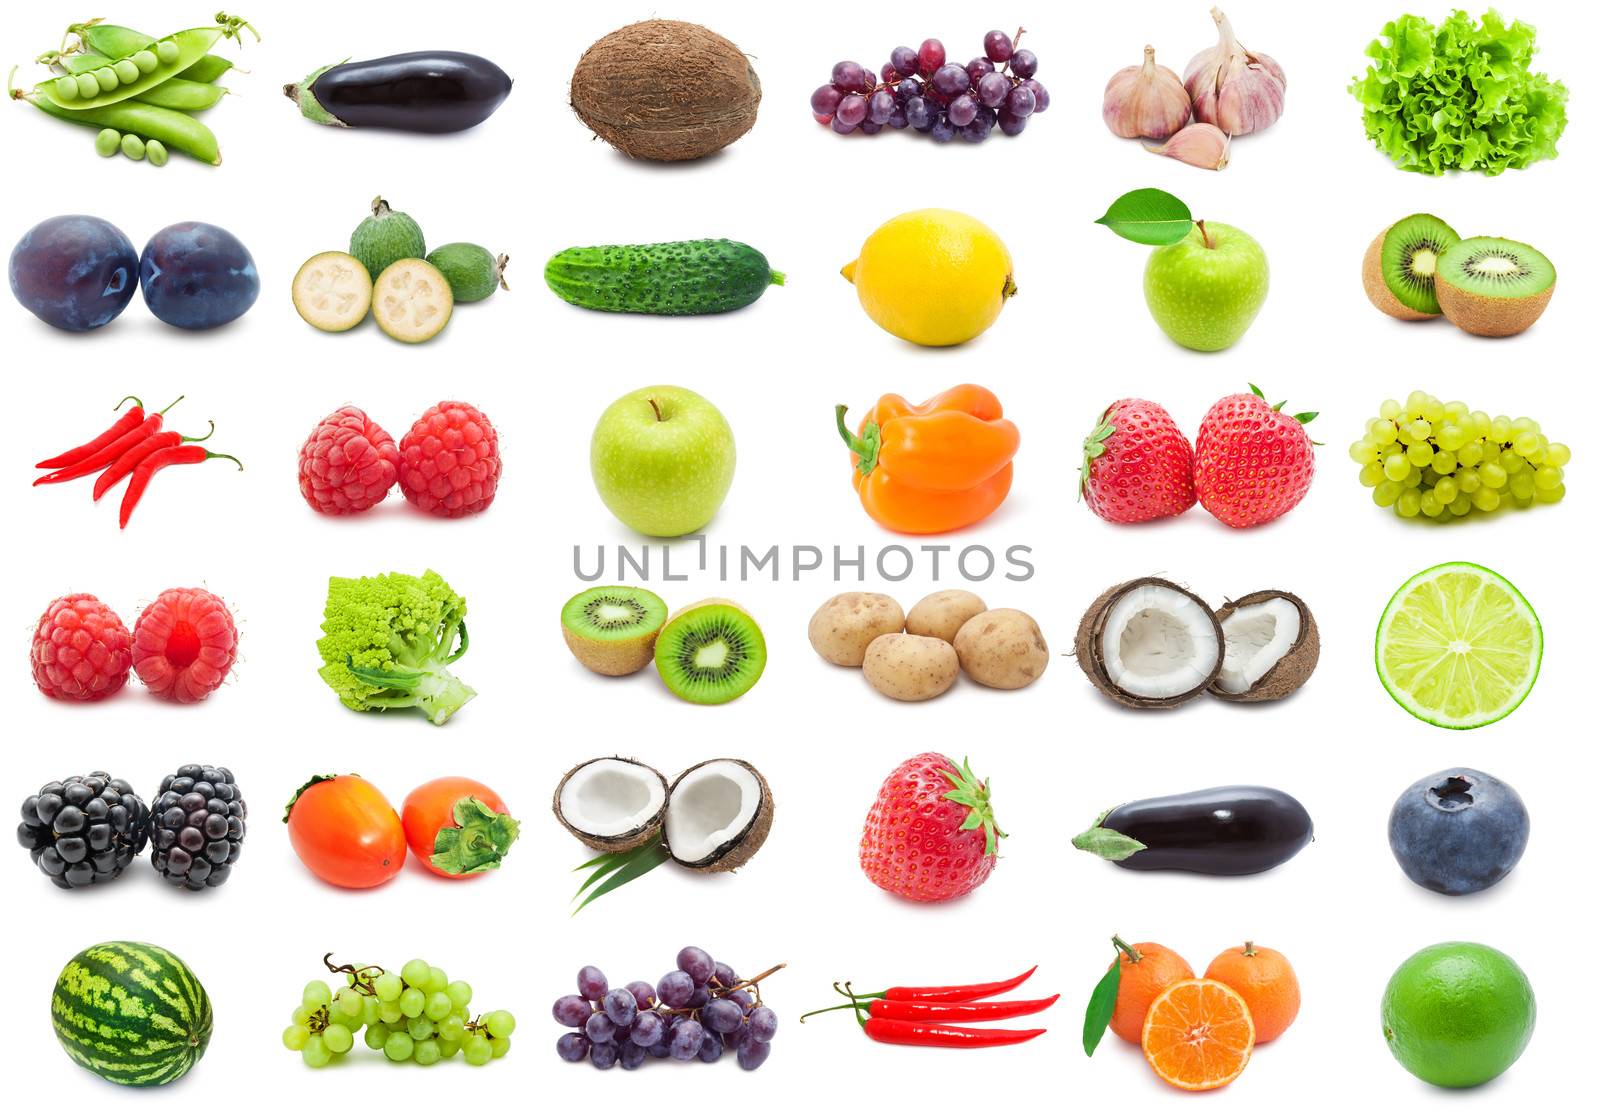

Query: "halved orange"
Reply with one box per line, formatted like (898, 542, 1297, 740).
(1141, 978, 1255, 1091)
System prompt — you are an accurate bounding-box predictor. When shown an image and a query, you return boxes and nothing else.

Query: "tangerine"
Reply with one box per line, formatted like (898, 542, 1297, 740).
(1204, 941, 1300, 1043)
(1141, 978, 1255, 1091)
(1109, 937, 1194, 1044)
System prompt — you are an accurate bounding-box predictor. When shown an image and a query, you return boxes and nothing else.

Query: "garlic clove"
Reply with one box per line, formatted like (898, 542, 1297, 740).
(1103, 45, 1192, 140)
(1146, 122, 1231, 170)
(1183, 7, 1286, 136)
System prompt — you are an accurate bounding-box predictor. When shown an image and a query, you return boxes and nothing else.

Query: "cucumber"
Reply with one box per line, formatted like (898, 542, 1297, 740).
(544, 239, 783, 316)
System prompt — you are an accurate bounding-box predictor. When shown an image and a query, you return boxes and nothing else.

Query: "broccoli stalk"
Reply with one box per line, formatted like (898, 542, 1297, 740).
(316, 569, 477, 725)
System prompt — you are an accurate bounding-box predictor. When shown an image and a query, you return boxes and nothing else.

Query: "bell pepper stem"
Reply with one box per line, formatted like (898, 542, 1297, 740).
(835, 405, 882, 475)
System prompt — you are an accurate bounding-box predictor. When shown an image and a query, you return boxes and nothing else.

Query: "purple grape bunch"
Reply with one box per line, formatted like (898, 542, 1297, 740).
(809, 28, 1048, 144)
(552, 947, 782, 1071)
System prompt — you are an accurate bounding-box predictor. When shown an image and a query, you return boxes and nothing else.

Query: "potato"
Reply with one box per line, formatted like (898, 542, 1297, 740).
(808, 592, 904, 667)
(905, 589, 987, 644)
(862, 634, 959, 702)
(954, 608, 1049, 690)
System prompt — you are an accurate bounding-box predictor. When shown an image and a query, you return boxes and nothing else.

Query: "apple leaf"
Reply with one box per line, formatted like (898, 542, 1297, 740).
(1094, 189, 1194, 246)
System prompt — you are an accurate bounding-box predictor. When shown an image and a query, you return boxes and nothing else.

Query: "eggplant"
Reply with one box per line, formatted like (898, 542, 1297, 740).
(1071, 785, 1312, 876)
(285, 52, 512, 133)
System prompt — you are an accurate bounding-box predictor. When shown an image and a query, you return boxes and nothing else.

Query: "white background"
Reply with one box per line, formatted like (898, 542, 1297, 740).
(0, 0, 1591, 1108)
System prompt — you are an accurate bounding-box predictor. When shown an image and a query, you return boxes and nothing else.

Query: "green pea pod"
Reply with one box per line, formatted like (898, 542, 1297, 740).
(68, 20, 156, 60)
(134, 76, 225, 112)
(40, 27, 223, 109)
(179, 54, 234, 83)
(18, 90, 221, 165)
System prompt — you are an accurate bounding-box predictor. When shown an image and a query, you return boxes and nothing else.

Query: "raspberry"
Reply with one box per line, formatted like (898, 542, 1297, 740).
(31, 594, 131, 701)
(298, 405, 400, 515)
(399, 400, 500, 518)
(132, 587, 238, 703)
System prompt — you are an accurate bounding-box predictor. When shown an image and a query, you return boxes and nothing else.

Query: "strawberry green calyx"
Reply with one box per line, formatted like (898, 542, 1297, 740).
(1080, 408, 1117, 497)
(432, 795, 521, 875)
(1248, 383, 1318, 426)
(939, 756, 1005, 857)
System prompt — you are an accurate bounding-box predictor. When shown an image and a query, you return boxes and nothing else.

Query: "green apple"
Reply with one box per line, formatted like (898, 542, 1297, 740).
(1143, 221, 1269, 352)
(591, 385, 736, 537)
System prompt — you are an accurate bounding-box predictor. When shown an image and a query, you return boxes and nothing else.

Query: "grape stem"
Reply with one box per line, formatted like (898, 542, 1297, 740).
(322, 952, 385, 996)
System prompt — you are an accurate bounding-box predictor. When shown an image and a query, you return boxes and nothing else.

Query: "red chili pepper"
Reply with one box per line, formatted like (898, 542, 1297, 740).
(878, 966, 1038, 1004)
(120, 445, 242, 529)
(35, 395, 143, 469)
(862, 1018, 1046, 1048)
(33, 395, 184, 487)
(867, 995, 1059, 1022)
(92, 421, 215, 502)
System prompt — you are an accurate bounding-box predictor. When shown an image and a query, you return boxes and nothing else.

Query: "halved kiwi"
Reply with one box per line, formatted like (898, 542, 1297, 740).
(1362, 214, 1459, 320)
(654, 598, 766, 705)
(1435, 236, 1556, 338)
(562, 586, 668, 676)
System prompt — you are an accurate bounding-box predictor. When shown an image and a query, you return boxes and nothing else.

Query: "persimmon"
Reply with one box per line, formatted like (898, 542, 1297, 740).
(1109, 938, 1194, 1044)
(1204, 941, 1300, 1042)
(284, 774, 405, 888)
(1141, 978, 1255, 1091)
(401, 776, 520, 879)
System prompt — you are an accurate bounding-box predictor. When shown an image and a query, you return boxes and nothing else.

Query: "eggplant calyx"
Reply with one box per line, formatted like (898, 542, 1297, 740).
(1071, 811, 1147, 862)
(285, 59, 349, 127)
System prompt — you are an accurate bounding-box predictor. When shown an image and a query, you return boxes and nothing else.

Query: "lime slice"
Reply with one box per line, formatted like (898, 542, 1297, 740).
(1376, 562, 1541, 730)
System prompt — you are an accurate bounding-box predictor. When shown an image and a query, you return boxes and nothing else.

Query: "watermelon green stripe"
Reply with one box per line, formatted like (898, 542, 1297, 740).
(52, 940, 212, 1087)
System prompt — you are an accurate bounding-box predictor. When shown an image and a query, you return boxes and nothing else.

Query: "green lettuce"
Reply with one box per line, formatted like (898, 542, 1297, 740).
(1350, 10, 1568, 175)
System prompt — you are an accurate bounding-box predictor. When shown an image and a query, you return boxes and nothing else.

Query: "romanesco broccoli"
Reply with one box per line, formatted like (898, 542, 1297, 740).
(317, 569, 476, 725)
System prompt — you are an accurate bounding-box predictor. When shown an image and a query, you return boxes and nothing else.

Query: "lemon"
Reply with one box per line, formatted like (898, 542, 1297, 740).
(842, 209, 1015, 346)
(1375, 562, 1541, 730)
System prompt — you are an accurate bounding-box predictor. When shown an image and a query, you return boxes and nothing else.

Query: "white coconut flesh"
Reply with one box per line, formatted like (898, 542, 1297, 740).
(1216, 597, 1302, 694)
(666, 761, 761, 864)
(559, 759, 667, 839)
(1103, 586, 1221, 700)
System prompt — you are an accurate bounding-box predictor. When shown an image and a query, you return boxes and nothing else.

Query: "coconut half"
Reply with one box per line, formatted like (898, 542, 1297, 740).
(1210, 590, 1320, 702)
(665, 758, 772, 873)
(1074, 578, 1224, 709)
(553, 757, 669, 853)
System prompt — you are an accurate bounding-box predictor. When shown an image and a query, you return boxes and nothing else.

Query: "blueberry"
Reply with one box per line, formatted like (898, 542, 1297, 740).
(9, 215, 137, 331)
(138, 221, 259, 330)
(1388, 768, 1529, 896)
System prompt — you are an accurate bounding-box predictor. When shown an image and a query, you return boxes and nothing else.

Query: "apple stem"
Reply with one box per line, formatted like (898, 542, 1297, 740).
(648, 397, 664, 422)
(1196, 219, 1214, 249)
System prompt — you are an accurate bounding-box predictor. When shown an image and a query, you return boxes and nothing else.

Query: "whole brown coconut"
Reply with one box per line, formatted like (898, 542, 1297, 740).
(571, 20, 761, 162)
(1209, 589, 1320, 703)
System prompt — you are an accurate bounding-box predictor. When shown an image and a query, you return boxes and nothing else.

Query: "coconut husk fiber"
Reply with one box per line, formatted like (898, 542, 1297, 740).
(571, 20, 761, 162)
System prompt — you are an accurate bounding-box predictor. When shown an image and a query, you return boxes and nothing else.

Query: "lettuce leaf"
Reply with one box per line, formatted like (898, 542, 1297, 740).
(1350, 9, 1568, 175)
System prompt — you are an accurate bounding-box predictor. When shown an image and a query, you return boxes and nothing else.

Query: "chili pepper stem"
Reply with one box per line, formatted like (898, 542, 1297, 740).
(114, 394, 143, 412)
(206, 451, 243, 469)
(158, 393, 186, 415)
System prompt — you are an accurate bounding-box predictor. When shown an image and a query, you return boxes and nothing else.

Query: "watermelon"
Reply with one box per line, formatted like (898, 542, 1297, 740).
(52, 941, 213, 1086)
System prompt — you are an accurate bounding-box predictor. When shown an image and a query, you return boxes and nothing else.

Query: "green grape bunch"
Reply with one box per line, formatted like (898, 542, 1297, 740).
(1351, 391, 1569, 520)
(282, 955, 516, 1068)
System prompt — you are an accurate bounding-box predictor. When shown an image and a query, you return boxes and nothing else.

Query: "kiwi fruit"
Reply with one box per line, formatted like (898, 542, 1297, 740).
(562, 586, 669, 676)
(654, 598, 766, 704)
(1362, 214, 1459, 320)
(1435, 236, 1557, 337)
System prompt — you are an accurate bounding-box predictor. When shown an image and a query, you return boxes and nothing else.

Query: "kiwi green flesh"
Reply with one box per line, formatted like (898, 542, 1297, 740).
(563, 586, 668, 640)
(654, 603, 767, 705)
(1381, 214, 1459, 315)
(1438, 237, 1555, 297)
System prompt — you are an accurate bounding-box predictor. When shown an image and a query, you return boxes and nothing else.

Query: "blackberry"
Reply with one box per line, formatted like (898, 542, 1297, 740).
(18, 772, 149, 889)
(150, 764, 246, 889)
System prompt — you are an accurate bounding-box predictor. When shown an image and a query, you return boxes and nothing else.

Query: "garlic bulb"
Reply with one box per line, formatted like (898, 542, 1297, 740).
(1103, 45, 1191, 140)
(1146, 123, 1231, 170)
(1183, 8, 1285, 136)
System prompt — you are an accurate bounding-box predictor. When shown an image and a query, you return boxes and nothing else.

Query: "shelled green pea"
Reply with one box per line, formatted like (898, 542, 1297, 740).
(94, 128, 121, 156)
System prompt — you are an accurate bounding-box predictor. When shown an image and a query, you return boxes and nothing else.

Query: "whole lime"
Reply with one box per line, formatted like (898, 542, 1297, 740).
(1381, 941, 1535, 1088)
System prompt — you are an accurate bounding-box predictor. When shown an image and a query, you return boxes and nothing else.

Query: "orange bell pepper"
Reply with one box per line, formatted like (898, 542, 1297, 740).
(835, 384, 1020, 534)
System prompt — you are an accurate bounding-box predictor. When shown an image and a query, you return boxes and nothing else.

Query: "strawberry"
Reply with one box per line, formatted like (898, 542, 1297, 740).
(1081, 398, 1196, 523)
(859, 753, 1003, 903)
(1193, 384, 1317, 528)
